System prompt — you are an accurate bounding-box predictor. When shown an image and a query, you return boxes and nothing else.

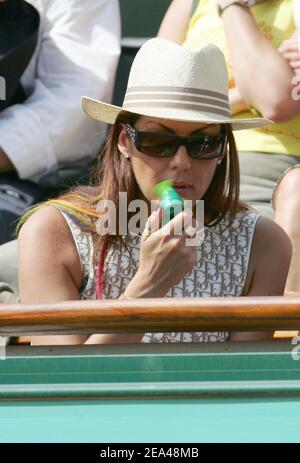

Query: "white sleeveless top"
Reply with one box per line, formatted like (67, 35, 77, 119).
(57, 208, 260, 343)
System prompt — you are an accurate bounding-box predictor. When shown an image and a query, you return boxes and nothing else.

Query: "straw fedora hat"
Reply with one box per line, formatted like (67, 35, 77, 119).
(82, 38, 271, 131)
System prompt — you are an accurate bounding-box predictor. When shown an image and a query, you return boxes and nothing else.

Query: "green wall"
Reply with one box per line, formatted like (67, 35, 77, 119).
(120, 0, 172, 37)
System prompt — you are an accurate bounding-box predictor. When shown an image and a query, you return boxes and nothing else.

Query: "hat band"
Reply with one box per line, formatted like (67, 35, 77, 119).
(124, 85, 230, 117)
(126, 85, 228, 101)
(123, 100, 229, 117)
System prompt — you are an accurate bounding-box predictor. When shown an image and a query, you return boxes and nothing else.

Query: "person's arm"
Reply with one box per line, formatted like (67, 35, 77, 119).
(0, 0, 121, 178)
(229, 216, 292, 342)
(229, 87, 248, 115)
(220, 4, 300, 122)
(157, 0, 193, 43)
(18, 206, 88, 345)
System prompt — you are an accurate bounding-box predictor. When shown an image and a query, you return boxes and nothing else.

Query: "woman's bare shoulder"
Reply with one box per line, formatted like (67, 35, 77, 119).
(18, 205, 82, 289)
(245, 215, 292, 296)
(253, 215, 292, 257)
(19, 205, 73, 252)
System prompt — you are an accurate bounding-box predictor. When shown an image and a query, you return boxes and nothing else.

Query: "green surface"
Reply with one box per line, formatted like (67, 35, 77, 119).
(1, 342, 300, 390)
(1, 398, 300, 443)
(120, 0, 172, 38)
(0, 342, 300, 442)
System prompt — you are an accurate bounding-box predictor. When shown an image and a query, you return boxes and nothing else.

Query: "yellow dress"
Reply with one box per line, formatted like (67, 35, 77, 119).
(184, 0, 300, 156)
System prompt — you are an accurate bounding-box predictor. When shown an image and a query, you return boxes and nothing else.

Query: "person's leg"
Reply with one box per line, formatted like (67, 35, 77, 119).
(238, 151, 300, 219)
(0, 282, 18, 304)
(273, 165, 300, 293)
(0, 239, 18, 295)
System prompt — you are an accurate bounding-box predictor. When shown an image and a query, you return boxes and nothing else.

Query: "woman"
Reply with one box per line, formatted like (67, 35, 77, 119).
(17, 38, 292, 345)
(158, 0, 300, 294)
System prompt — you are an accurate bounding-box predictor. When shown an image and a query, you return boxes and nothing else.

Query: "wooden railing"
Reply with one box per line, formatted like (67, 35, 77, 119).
(0, 296, 300, 337)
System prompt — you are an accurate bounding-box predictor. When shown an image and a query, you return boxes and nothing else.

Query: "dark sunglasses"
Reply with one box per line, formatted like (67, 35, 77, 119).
(125, 123, 227, 160)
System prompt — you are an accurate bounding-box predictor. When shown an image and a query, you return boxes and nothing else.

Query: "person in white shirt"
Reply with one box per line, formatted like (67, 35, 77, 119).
(0, 0, 121, 244)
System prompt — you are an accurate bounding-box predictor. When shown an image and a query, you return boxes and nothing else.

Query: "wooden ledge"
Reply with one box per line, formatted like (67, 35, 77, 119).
(0, 296, 300, 336)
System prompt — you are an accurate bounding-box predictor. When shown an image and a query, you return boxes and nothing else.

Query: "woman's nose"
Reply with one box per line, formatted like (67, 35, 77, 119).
(169, 145, 192, 170)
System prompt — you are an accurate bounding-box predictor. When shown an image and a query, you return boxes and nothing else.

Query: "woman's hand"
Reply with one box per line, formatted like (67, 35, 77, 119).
(124, 207, 198, 298)
(278, 32, 300, 75)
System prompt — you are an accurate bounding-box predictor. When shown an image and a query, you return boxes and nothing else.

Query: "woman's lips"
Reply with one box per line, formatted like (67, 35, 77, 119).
(173, 185, 192, 195)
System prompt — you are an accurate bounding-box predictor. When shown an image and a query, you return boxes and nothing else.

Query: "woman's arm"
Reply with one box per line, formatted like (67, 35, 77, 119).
(245, 216, 292, 297)
(18, 206, 88, 345)
(157, 0, 193, 43)
(85, 333, 144, 344)
(220, 4, 300, 122)
(228, 29, 300, 117)
(229, 87, 249, 115)
(229, 216, 292, 341)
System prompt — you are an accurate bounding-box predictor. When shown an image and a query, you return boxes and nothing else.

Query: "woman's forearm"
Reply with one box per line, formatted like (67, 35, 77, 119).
(157, 0, 193, 44)
(221, 5, 297, 121)
(85, 333, 144, 344)
(229, 87, 248, 115)
(229, 331, 274, 341)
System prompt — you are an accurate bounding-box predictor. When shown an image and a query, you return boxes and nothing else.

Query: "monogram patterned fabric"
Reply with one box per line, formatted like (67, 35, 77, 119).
(57, 208, 260, 343)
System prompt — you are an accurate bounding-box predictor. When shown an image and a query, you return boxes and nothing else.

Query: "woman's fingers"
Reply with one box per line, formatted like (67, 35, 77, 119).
(278, 38, 299, 54)
(278, 39, 300, 71)
(142, 206, 162, 238)
(184, 218, 199, 238)
(136, 210, 198, 297)
(160, 209, 193, 237)
(280, 51, 300, 62)
(278, 38, 300, 69)
(289, 60, 300, 69)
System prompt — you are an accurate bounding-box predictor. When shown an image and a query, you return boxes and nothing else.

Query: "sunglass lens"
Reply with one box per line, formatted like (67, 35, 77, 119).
(188, 136, 223, 159)
(138, 133, 176, 157)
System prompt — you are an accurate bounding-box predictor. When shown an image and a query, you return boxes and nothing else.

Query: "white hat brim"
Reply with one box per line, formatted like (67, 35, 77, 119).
(82, 96, 272, 131)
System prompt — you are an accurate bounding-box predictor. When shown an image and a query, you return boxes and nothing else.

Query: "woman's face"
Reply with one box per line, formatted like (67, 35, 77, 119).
(118, 116, 225, 204)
